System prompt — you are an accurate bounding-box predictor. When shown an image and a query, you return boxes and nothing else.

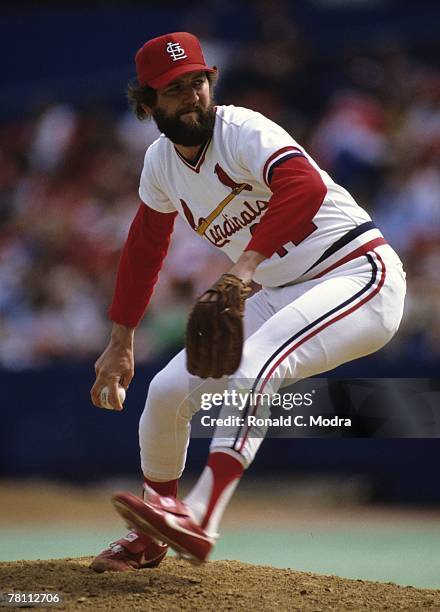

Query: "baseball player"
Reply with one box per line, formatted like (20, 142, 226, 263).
(90, 32, 406, 570)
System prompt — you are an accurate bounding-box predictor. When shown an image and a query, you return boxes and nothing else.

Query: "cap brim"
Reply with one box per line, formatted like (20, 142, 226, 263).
(148, 64, 215, 89)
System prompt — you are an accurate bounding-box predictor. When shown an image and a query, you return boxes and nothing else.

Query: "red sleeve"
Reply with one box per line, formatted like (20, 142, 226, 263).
(108, 202, 177, 327)
(245, 155, 327, 258)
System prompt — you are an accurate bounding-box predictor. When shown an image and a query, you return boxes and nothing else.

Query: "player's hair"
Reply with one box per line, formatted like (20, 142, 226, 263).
(126, 71, 218, 121)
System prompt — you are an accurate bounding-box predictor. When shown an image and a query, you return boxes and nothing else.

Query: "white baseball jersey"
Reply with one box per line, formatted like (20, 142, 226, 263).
(139, 105, 383, 287)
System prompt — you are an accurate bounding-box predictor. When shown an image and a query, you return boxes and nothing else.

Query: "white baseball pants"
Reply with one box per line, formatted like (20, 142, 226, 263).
(139, 244, 406, 480)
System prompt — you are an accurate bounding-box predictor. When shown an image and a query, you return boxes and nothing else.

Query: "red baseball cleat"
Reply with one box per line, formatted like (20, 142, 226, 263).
(90, 530, 167, 572)
(111, 491, 215, 564)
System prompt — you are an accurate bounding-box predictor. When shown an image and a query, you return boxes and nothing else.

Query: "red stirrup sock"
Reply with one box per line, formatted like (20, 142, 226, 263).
(143, 477, 178, 498)
(184, 449, 245, 535)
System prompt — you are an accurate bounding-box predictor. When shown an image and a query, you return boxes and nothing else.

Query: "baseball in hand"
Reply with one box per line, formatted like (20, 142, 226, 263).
(99, 385, 126, 410)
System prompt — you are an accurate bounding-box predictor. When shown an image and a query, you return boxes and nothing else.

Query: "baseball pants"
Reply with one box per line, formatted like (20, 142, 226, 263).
(139, 244, 406, 479)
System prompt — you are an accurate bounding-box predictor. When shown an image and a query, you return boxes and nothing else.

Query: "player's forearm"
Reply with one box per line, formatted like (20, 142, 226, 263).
(228, 250, 266, 284)
(245, 156, 326, 257)
(109, 202, 177, 327)
(110, 322, 135, 349)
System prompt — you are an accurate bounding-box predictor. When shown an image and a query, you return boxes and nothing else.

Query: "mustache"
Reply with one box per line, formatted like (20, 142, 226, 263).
(178, 106, 203, 117)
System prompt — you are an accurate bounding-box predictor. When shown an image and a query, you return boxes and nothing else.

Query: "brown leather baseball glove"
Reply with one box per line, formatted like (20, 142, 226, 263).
(186, 273, 252, 378)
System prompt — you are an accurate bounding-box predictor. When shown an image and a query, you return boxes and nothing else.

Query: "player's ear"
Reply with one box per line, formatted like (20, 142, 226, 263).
(141, 103, 153, 116)
(208, 67, 219, 91)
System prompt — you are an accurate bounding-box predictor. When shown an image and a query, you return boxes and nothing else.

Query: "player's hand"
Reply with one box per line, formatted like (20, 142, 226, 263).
(91, 324, 135, 411)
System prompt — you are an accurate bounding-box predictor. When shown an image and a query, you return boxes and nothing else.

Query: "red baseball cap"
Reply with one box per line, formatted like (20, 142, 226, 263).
(135, 32, 215, 89)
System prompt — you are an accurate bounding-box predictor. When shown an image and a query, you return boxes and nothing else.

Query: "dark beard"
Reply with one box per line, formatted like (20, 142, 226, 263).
(152, 103, 216, 146)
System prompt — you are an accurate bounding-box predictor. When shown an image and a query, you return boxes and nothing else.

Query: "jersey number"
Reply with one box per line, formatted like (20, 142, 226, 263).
(249, 221, 317, 257)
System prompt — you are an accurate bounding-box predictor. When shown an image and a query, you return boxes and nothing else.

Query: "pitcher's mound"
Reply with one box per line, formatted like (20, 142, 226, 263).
(1, 557, 439, 611)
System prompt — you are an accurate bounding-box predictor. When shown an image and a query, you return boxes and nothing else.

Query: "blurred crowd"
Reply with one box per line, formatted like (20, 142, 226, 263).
(0, 7, 439, 369)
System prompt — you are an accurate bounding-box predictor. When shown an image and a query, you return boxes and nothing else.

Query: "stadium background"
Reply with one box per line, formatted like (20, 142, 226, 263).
(1, 0, 439, 589)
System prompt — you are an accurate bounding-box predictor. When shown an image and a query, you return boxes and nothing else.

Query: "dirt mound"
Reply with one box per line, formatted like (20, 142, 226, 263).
(1, 557, 439, 611)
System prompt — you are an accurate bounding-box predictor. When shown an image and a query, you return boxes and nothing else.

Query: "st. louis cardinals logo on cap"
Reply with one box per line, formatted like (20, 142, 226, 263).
(135, 32, 215, 89)
(166, 41, 187, 62)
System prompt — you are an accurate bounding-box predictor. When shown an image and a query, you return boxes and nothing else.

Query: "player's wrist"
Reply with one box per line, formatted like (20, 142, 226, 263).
(228, 250, 266, 283)
(110, 323, 135, 349)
